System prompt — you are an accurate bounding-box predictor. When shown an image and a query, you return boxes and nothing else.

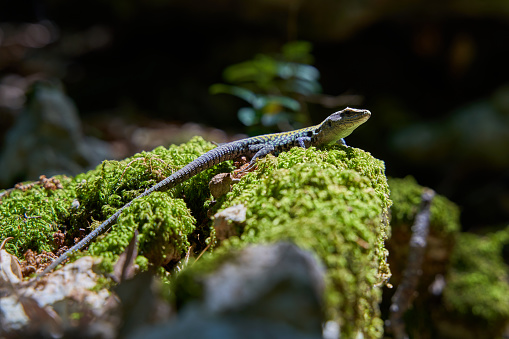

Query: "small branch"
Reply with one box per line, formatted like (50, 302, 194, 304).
(389, 188, 435, 339)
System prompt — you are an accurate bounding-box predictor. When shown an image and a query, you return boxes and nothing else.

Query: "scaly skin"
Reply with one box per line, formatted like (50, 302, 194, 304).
(39, 107, 370, 276)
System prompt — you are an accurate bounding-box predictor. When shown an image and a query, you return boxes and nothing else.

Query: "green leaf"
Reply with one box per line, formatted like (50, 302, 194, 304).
(288, 78, 322, 95)
(261, 112, 289, 127)
(223, 55, 277, 86)
(293, 64, 320, 82)
(238, 107, 258, 126)
(277, 62, 320, 82)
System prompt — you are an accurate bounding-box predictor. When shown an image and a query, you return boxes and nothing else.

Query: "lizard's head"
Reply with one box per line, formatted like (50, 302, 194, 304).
(317, 107, 371, 145)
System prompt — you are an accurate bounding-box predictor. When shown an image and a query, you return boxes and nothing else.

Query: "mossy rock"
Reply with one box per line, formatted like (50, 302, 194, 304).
(180, 145, 392, 339)
(1, 137, 391, 339)
(384, 176, 461, 336)
(0, 137, 231, 269)
(386, 176, 509, 338)
(387, 176, 460, 286)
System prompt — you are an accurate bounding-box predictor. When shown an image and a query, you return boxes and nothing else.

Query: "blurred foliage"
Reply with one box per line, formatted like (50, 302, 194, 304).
(388, 86, 509, 229)
(441, 228, 509, 338)
(210, 41, 321, 134)
(390, 85, 509, 168)
(385, 176, 509, 338)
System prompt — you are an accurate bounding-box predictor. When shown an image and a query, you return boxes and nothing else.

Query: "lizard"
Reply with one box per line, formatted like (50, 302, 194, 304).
(38, 107, 371, 277)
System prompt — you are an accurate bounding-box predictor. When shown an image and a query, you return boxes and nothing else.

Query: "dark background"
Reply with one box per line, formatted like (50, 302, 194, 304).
(0, 0, 508, 231)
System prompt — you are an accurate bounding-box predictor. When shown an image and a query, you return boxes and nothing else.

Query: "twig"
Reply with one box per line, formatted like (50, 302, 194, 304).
(389, 188, 435, 339)
(194, 242, 211, 263)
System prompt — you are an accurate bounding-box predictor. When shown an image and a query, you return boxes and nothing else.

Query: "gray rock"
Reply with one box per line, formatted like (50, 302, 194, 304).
(0, 256, 114, 338)
(0, 80, 111, 187)
(130, 242, 325, 339)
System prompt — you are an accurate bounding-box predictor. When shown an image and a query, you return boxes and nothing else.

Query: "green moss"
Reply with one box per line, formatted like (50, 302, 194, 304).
(0, 175, 77, 258)
(388, 176, 460, 236)
(206, 145, 391, 339)
(88, 193, 195, 267)
(76, 137, 230, 267)
(74, 137, 229, 222)
(443, 228, 509, 332)
(0, 137, 230, 267)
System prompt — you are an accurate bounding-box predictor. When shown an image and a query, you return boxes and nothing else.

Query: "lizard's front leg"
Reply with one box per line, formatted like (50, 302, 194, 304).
(238, 144, 275, 172)
(296, 136, 312, 149)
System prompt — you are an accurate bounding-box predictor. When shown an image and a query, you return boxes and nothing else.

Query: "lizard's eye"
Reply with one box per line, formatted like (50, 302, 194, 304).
(307, 131, 313, 137)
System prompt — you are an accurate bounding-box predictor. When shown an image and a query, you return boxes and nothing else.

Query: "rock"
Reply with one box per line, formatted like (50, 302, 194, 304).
(209, 173, 234, 199)
(0, 80, 111, 187)
(212, 204, 246, 240)
(0, 237, 22, 285)
(129, 242, 325, 339)
(0, 256, 115, 338)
